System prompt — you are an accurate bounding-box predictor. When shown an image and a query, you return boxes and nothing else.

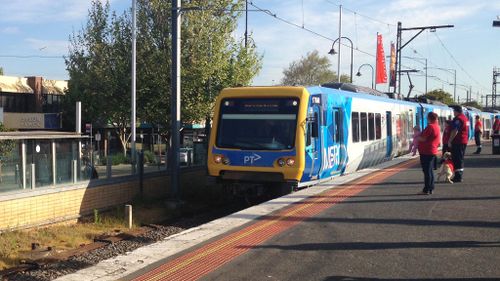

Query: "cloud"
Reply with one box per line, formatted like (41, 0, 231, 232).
(0, 0, 116, 24)
(246, 0, 491, 86)
(0, 26, 20, 34)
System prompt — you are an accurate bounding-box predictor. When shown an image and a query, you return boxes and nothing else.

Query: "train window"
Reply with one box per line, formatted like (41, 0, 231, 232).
(216, 97, 299, 150)
(368, 113, 375, 140)
(375, 113, 381, 139)
(360, 112, 368, 141)
(334, 110, 341, 143)
(306, 121, 312, 146)
(351, 112, 360, 143)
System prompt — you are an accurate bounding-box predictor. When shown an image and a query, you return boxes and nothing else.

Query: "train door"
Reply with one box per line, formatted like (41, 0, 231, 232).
(303, 99, 322, 181)
(324, 107, 343, 175)
(386, 111, 393, 158)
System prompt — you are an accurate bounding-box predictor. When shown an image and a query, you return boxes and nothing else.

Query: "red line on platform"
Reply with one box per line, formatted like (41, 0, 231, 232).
(131, 160, 417, 281)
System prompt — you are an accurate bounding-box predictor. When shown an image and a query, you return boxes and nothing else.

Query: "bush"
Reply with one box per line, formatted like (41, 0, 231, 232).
(100, 153, 129, 166)
(111, 153, 129, 165)
(142, 150, 156, 164)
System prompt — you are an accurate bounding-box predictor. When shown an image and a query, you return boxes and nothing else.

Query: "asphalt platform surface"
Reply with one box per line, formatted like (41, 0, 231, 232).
(194, 145, 500, 281)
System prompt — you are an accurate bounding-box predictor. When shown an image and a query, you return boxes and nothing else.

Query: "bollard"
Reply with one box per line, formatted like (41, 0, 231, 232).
(125, 204, 133, 229)
(106, 156, 112, 179)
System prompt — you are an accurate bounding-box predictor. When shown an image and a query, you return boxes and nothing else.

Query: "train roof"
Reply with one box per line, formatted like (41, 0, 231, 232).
(307, 85, 417, 107)
(321, 82, 390, 98)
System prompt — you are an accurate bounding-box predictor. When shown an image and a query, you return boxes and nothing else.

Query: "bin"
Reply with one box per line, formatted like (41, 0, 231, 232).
(493, 134, 500, 155)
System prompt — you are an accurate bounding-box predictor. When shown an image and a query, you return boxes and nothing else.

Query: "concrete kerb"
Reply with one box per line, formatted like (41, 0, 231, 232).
(55, 155, 416, 281)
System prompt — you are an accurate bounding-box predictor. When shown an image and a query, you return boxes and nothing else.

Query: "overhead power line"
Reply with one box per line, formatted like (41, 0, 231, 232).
(432, 33, 489, 92)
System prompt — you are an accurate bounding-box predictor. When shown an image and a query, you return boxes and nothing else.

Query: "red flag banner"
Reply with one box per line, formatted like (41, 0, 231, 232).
(376, 34, 388, 84)
(389, 42, 396, 87)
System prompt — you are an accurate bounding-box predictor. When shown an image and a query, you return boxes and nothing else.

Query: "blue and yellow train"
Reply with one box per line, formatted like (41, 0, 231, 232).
(207, 84, 495, 193)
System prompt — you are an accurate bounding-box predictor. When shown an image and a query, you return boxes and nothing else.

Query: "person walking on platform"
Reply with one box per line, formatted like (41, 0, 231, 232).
(494, 116, 500, 135)
(448, 106, 469, 182)
(417, 112, 441, 195)
(473, 115, 482, 154)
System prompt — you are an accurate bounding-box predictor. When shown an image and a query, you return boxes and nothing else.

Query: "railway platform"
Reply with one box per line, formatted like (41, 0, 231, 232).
(56, 144, 500, 281)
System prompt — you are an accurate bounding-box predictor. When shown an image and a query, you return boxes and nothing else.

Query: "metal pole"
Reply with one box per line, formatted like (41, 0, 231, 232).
(52, 140, 56, 186)
(453, 70, 457, 103)
(244, 0, 248, 48)
(424, 59, 428, 94)
(370, 66, 374, 89)
(131, 0, 137, 174)
(337, 5, 342, 83)
(395, 22, 402, 95)
(21, 140, 26, 189)
(76, 101, 81, 133)
(171, 0, 181, 199)
(349, 40, 353, 83)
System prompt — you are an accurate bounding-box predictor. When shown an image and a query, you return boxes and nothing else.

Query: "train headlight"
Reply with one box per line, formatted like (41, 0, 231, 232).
(222, 157, 230, 165)
(286, 158, 295, 166)
(214, 155, 223, 164)
(277, 158, 286, 167)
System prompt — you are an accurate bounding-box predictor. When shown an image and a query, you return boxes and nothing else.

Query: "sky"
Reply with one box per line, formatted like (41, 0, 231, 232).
(0, 0, 499, 104)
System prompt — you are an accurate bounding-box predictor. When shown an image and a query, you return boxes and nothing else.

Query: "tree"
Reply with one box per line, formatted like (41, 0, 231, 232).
(0, 123, 15, 183)
(0, 66, 4, 75)
(280, 50, 348, 86)
(65, 1, 133, 155)
(64, 0, 262, 155)
(421, 89, 455, 105)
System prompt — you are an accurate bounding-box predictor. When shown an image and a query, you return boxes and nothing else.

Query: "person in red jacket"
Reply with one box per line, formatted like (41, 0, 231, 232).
(447, 106, 469, 182)
(473, 115, 482, 154)
(417, 112, 441, 195)
(494, 116, 500, 135)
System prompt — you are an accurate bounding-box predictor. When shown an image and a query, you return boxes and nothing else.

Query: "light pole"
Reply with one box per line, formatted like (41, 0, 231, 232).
(395, 22, 453, 95)
(329, 36, 353, 83)
(426, 67, 456, 102)
(356, 64, 374, 89)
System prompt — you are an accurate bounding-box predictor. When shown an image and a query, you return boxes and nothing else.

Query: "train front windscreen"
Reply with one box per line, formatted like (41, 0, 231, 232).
(216, 97, 300, 150)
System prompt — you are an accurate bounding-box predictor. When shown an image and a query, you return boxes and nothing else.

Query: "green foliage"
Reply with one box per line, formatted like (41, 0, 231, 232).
(0, 66, 4, 75)
(63, 0, 262, 154)
(110, 153, 129, 165)
(142, 150, 156, 164)
(421, 89, 455, 105)
(0, 123, 16, 161)
(280, 50, 347, 86)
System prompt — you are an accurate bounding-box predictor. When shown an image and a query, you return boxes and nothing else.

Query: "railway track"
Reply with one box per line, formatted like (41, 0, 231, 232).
(1, 195, 261, 281)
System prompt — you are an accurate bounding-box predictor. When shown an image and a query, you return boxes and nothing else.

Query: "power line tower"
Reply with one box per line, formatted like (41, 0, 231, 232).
(493, 67, 500, 109)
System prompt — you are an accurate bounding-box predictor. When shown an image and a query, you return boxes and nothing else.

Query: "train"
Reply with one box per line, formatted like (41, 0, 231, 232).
(207, 83, 497, 194)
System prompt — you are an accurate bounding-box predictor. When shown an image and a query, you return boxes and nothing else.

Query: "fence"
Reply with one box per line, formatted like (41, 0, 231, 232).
(0, 132, 207, 194)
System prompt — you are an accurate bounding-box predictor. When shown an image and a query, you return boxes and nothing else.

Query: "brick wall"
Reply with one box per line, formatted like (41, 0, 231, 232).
(0, 168, 204, 232)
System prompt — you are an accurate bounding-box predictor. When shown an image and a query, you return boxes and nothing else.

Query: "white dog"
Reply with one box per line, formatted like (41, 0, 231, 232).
(437, 152, 454, 184)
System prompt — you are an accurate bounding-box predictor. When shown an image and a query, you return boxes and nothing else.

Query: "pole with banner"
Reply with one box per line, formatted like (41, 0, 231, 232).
(389, 42, 396, 92)
(375, 33, 388, 90)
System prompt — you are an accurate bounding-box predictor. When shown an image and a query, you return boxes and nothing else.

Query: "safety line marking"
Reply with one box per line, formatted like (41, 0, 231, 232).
(131, 159, 417, 281)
